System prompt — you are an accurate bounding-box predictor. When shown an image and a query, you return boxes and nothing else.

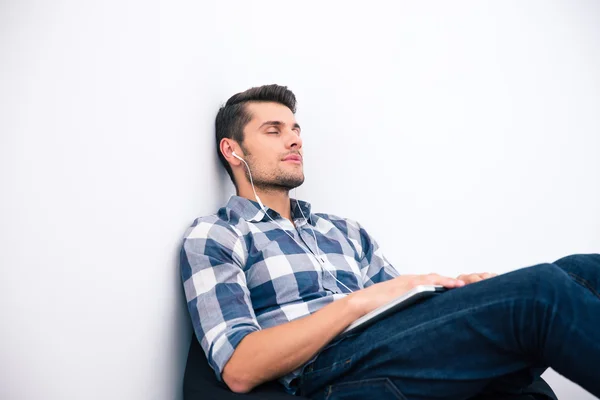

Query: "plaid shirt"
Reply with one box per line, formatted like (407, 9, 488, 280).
(180, 195, 399, 393)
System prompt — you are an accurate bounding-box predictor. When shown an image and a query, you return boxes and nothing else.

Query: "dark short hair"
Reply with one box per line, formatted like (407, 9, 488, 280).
(215, 84, 297, 187)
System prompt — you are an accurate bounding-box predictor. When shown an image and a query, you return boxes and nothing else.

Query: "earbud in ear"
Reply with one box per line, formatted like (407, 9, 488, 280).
(231, 151, 243, 161)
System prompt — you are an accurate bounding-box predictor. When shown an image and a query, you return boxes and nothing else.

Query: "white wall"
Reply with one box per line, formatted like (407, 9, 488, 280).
(1, 1, 598, 399)
(0, 1, 222, 398)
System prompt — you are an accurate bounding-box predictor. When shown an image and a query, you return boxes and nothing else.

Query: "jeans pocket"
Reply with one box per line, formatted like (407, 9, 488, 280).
(301, 356, 355, 397)
(324, 377, 407, 400)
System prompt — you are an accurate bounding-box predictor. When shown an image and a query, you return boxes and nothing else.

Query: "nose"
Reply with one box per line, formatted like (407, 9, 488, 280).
(285, 129, 302, 150)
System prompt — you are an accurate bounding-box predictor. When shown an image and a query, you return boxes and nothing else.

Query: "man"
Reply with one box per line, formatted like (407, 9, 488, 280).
(180, 84, 600, 399)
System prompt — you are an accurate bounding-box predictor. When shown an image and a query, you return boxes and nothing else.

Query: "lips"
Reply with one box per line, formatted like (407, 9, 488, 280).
(283, 154, 303, 163)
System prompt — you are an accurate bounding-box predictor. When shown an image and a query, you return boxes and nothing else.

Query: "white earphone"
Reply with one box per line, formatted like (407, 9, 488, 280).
(232, 151, 265, 210)
(231, 149, 354, 293)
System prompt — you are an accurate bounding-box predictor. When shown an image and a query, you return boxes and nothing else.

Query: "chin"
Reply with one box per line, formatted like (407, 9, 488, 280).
(278, 176, 305, 190)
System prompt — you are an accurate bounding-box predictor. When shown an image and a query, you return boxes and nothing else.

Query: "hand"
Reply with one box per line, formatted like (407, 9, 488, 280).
(349, 273, 466, 316)
(455, 272, 498, 285)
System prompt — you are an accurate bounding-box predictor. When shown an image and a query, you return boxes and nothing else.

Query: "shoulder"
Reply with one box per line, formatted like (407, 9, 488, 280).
(181, 213, 248, 266)
(183, 212, 243, 242)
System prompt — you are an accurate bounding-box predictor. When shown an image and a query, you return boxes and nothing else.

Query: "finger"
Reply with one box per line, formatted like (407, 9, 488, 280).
(432, 275, 465, 288)
(423, 273, 443, 284)
(417, 274, 465, 288)
(481, 272, 496, 279)
(456, 274, 474, 284)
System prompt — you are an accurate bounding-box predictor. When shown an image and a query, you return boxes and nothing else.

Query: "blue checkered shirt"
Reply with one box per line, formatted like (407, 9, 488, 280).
(180, 195, 400, 394)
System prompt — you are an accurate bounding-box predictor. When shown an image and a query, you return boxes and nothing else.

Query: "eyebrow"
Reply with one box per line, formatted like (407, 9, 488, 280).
(259, 120, 301, 131)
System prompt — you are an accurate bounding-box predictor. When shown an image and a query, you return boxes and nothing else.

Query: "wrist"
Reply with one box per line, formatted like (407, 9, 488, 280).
(345, 290, 369, 319)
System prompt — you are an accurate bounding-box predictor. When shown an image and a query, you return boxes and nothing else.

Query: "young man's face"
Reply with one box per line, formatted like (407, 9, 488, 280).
(238, 101, 304, 191)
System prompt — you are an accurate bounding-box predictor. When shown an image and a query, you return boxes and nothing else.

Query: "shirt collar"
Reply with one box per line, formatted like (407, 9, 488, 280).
(226, 195, 313, 224)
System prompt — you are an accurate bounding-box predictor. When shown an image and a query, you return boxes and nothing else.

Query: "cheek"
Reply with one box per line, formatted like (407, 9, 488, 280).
(248, 155, 278, 176)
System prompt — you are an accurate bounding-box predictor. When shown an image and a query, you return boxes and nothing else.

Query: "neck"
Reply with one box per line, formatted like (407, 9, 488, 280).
(237, 184, 293, 223)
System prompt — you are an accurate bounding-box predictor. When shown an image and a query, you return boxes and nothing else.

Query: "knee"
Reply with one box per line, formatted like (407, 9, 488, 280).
(505, 257, 599, 305)
(526, 263, 567, 285)
(553, 253, 600, 270)
(521, 263, 566, 288)
(515, 263, 568, 304)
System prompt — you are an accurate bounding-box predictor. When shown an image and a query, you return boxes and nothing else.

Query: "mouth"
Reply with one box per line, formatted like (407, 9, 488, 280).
(282, 154, 303, 164)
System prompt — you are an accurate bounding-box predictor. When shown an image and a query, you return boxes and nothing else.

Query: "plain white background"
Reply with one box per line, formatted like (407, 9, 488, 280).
(1, 1, 598, 399)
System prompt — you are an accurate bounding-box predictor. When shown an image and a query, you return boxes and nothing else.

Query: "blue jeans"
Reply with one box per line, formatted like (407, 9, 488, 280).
(297, 254, 600, 400)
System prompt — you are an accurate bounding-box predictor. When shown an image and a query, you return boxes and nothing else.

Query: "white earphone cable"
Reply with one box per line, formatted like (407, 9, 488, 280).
(234, 152, 354, 293)
(294, 187, 354, 293)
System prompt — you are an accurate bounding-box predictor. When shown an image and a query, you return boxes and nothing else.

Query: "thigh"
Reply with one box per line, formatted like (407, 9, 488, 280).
(299, 264, 561, 400)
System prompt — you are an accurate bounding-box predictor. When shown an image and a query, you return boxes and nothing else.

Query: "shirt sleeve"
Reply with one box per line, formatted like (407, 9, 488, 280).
(346, 218, 400, 287)
(180, 216, 260, 382)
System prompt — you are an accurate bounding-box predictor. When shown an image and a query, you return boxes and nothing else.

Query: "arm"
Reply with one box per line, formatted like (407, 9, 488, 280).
(223, 273, 467, 393)
(222, 292, 363, 393)
(181, 218, 262, 388)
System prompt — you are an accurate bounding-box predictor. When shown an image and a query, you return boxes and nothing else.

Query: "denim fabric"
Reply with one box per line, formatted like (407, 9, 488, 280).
(298, 254, 600, 400)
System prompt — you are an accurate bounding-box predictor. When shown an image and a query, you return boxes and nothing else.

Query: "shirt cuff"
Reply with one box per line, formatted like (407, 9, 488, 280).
(208, 325, 261, 382)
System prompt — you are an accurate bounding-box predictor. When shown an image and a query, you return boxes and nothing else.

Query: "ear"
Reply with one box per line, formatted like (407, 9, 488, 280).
(220, 138, 243, 166)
